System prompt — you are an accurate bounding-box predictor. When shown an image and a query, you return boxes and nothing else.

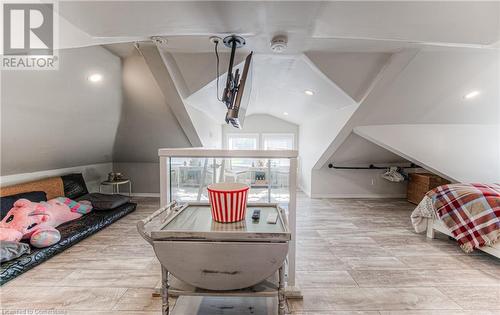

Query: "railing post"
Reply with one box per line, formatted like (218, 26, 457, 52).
(267, 159, 272, 203)
(160, 156, 170, 207)
(288, 157, 297, 287)
(213, 158, 217, 183)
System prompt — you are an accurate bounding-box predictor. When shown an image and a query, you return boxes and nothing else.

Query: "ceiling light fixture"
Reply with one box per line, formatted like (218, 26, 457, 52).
(87, 73, 103, 83)
(304, 90, 314, 96)
(464, 90, 480, 99)
(283, 112, 289, 116)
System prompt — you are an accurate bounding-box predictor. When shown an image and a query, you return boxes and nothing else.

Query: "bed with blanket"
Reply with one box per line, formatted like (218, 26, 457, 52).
(0, 174, 137, 285)
(411, 183, 500, 257)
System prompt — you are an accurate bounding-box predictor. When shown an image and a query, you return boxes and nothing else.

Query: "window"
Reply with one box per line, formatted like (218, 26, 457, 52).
(262, 134, 294, 168)
(262, 134, 294, 150)
(226, 134, 259, 150)
(226, 134, 259, 168)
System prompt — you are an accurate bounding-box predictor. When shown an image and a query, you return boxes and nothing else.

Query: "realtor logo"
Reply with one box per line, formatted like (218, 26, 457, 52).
(4, 3, 53, 55)
(2, 2, 58, 70)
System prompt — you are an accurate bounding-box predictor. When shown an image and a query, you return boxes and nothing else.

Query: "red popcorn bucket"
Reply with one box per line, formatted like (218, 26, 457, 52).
(207, 182, 249, 223)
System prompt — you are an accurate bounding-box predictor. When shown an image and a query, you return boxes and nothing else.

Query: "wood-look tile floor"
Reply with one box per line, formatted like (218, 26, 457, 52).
(1, 195, 499, 314)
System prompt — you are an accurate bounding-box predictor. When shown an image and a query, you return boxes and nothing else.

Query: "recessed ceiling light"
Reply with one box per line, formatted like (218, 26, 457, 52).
(88, 73, 103, 83)
(464, 90, 480, 99)
(283, 112, 289, 116)
(304, 90, 314, 96)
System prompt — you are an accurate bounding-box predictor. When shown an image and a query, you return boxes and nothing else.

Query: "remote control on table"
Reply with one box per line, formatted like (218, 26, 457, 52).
(266, 213, 278, 224)
(252, 209, 261, 221)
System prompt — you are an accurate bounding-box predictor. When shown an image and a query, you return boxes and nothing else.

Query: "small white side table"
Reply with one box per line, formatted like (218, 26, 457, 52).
(99, 179, 132, 196)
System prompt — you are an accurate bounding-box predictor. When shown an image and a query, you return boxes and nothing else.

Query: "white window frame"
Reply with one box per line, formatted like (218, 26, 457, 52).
(262, 133, 295, 150)
(225, 133, 260, 150)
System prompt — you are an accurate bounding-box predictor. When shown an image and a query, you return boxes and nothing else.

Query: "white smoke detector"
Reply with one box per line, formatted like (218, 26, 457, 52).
(270, 35, 288, 53)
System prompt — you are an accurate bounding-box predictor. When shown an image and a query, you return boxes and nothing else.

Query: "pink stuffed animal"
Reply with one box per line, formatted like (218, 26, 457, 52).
(0, 198, 91, 248)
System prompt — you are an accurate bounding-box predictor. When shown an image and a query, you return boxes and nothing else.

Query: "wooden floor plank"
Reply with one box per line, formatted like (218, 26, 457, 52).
(2, 194, 497, 314)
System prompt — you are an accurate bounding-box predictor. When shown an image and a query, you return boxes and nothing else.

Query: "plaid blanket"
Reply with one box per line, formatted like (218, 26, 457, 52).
(427, 183, 500, 252)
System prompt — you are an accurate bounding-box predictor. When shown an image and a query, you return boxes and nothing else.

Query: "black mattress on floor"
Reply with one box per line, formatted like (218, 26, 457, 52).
(0, 202, 137, 285)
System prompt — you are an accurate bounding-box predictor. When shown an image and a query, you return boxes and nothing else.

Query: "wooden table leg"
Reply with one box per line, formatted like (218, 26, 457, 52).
(278, 266, 286, 315)
(162, 266, 169, 315)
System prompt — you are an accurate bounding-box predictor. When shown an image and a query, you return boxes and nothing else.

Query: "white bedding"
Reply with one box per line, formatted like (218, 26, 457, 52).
(410, 195, 435, 233)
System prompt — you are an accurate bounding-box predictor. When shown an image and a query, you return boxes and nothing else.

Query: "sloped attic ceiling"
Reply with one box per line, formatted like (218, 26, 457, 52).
(53, 1, 499, 188)
(59, 1, 500, 121)
(104, 44, 247, 100)
(186, 54, 357, 125)
(113, 50, 193, 163)
(105, 42, 379, 127)
(305, 52, 391, 103)
(58, 1, 500, 50)
(330, 133, 409, 167)
(1, 47, 122, 175)
(316, 48, 500, 184)
(354, 124, 500, 183)
(169, 52, 247, 97)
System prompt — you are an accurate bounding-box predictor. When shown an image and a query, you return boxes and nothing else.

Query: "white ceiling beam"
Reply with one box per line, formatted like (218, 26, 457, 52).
(139, 43, 203, 147)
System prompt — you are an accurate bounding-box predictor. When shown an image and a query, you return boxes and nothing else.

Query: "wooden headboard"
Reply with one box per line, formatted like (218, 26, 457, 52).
(0, 177, 65, 200)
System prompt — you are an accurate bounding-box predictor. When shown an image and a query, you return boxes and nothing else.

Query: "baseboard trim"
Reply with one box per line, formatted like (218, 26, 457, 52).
(131, 193, 160, 198)
(311, 193, 407, 199)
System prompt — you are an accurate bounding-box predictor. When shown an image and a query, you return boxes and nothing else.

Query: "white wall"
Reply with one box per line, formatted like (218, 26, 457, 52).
(312, 168, 408, 198)
(311, 47, 500, 197)
(221, 114, 299, 149)
(111, 53, 193, 193)
(298, 51, 393, 197)
(0, 163, 113, 193)
(164, 52, 224, 149)
(1, 46, 121, 186)
(112, 162, 160, 195)
(298, 105, 358, 196)
(113, 53, 191, 162)
(310, 133, 410, 198)
(355, 124, 500, 183)
(112, 50, 229, 193)
(186, 104, 222, 149)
